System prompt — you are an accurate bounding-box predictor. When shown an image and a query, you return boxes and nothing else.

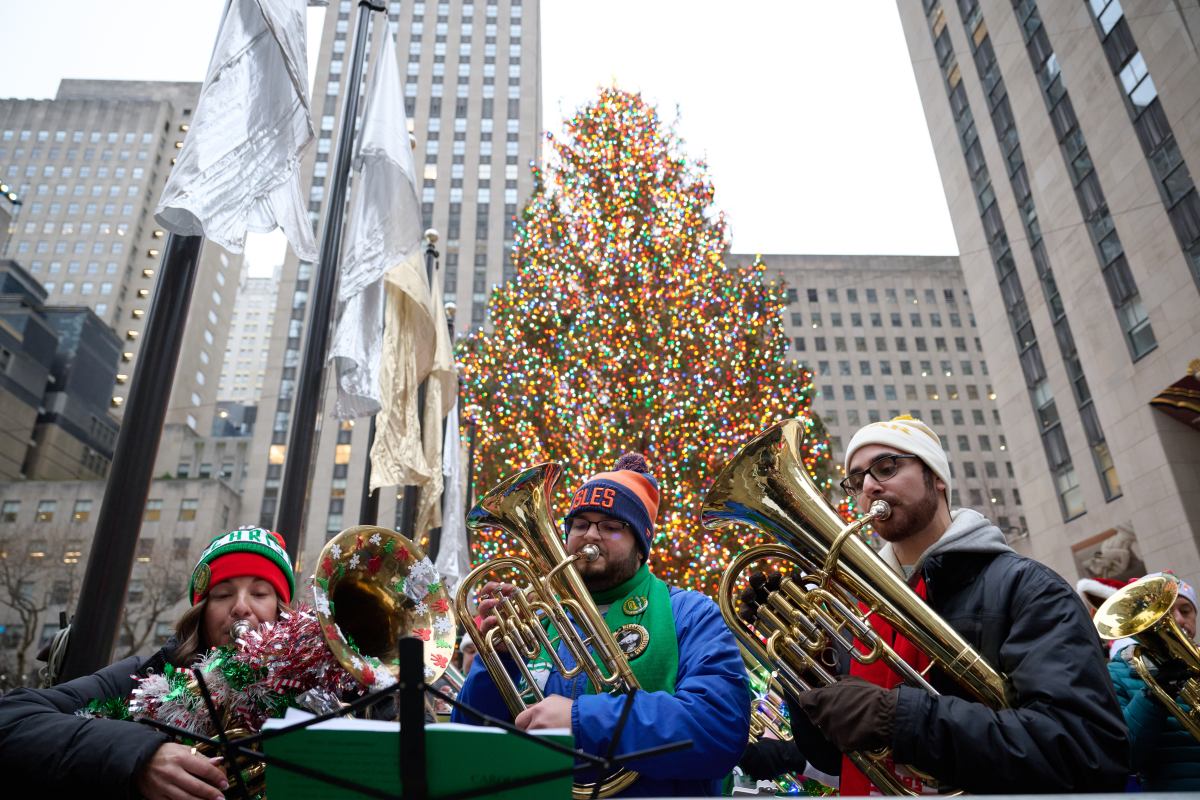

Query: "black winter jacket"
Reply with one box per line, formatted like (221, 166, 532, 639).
(0, 646, 172, 797)
(888, 548, 1130, 793)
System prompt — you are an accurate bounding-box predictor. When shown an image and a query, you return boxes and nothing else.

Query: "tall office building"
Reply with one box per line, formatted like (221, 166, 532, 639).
(243, 0, 542, 559)
(0, 80, 240, 435)
(730, 253, 1028, 538)
(896, 0, 1200, 585)
(218, 264, 280, 405)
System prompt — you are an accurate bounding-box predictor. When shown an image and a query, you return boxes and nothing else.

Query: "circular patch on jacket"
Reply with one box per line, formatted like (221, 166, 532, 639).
(613, 623, 649, 660)
(621, 595, 649, 615)
(192, 563, 211, 598)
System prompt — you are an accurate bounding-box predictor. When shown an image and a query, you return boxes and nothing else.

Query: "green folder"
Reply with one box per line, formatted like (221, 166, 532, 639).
(262, 714, 574, 799)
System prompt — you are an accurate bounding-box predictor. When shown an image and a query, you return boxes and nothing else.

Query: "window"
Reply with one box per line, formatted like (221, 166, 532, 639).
(72, 499, 92, 522)
(144, 498, 163, 521)
(179, 499, 199, 521)
(37, 500, 56, 522)
(172, 537, 190, 560)
(1, 500, 18, 522)
(135, 538, 154, 563)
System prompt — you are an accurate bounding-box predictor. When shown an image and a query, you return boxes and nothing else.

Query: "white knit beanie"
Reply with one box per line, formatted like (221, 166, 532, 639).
(844, 415, 952, 506)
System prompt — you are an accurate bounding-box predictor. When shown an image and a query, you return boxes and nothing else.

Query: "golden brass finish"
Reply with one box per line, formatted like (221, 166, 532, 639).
(704, 418, 1009, 795)
(456, 462, 641, 799)
(1095, 574, 1200, 741)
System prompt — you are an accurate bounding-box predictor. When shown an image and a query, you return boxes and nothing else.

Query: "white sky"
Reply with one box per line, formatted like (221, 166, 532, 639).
(0, 0, 958, 273)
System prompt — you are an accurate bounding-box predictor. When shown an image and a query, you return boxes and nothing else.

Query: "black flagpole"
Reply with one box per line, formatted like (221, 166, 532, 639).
(395, 234, 439, 539)
(275, 0, 384, 559)
(61, 233, 204, 680)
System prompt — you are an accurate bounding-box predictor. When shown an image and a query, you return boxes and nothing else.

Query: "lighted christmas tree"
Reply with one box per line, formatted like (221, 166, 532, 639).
(458, 88, 842, 593)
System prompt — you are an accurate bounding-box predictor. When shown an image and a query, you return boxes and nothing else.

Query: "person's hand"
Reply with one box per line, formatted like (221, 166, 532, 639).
(737, 571, 783, 625)
(514, 694, 574, 731)
(794, 675, 897, 752)
(476, 581, 518, 653)
(135, 742, 228, 800)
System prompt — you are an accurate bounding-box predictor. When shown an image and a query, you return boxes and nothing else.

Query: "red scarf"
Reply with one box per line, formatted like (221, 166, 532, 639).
(839, 575, 934, 796)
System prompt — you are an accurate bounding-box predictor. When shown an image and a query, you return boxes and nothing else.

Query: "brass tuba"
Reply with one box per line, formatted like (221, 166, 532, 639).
(455, 462, 641, 799)
(1094, 574, 1200, 741)
(704, 419, 1009, 795)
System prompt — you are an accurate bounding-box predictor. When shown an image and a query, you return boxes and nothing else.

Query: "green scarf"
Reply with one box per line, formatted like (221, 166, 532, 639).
(541, 563, 679, 695)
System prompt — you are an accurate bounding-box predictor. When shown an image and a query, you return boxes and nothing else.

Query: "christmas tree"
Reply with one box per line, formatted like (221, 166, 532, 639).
(458, 88, 842, 594)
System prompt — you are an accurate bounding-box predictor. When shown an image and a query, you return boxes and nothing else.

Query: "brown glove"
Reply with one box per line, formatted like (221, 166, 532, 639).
(794, 675, 897, 752)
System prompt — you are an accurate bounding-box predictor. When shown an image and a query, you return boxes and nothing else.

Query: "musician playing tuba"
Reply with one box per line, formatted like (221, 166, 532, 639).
(452, 453, 749, 797)
(739, 416, 1128, 793)
(0, 527, 296, 800)
(1105, 572, 1198, 790)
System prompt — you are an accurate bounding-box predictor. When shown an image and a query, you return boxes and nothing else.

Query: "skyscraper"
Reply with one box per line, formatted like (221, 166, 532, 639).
(0, 80, 240, 435)
(896, 0, 1200, 584)
(243, 0, 542, 560)
(218, 264, 281, 405)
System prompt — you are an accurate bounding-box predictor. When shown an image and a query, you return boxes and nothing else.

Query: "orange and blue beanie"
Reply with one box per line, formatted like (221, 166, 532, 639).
(566, 453, 660, 559)
(189, 526, 295, 605)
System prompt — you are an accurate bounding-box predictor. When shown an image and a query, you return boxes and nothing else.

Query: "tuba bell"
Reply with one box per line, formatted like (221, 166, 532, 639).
(703, 418, 1009, 795)
(455, 462, 641, 799)
(1094, 574, 1200, 742)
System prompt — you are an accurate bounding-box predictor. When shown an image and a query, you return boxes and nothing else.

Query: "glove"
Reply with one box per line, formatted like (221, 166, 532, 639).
(738, 571, 783, 625)
(794, 675, 897, 752)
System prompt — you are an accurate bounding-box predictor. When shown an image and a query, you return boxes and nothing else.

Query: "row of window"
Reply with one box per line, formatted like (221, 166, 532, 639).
(824, 406, 1000, 428)
(962, 0, 1122, 506)
(925, 1, 1086, 521)
(1, 130, 154, 144)
(820, 382, 995, 404)
(790, 286, 965, 306)
(0, 163, 146, 182)
(793, 335, 980, 354)
(815, 358, 987, 378)
(792, 310, 975, 329)
(0, 498, 202, 524)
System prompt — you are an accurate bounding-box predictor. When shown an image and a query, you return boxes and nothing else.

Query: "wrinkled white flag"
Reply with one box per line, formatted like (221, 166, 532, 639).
(155, 0, 318, 261)
(330, 28, 425, 419)
(433, 402, 469, 592)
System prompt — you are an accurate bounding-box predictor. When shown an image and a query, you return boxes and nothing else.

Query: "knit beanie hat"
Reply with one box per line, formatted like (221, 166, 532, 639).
(566, 453, 660, 560)
(190, 526, 295, 605)
(1151, 571, 1198, 613)
(844, 414, 952, 506)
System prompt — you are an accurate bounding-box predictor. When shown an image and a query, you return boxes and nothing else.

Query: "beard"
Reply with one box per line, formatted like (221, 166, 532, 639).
(579, 545, 642, 592)
(873, 469, 941, 544)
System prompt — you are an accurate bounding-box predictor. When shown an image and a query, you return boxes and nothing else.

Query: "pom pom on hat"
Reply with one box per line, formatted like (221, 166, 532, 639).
(567, 452, 660, 559)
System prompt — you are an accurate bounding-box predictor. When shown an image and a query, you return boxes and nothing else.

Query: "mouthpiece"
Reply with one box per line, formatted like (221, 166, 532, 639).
(869, 500, 892, 520)
(580, 544, 601, 562)
(230, 620, 252, 641)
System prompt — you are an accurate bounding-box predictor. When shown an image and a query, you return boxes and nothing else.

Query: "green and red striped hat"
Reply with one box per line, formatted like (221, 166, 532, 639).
(189, 526, 295, 605)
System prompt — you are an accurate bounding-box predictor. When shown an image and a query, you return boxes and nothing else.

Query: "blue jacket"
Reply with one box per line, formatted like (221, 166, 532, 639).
(452, 585, 750, 796)
(1108, 649, 1199, 791)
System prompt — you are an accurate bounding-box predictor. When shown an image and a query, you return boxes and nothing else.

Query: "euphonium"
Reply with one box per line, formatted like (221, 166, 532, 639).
(1095, 574, 1200, 742)
(703, 419, 1009, 795)
(455, 462, 641, 799)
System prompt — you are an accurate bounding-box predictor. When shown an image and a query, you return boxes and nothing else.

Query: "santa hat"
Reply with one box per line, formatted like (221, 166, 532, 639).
(1075, 576, 1128, 613)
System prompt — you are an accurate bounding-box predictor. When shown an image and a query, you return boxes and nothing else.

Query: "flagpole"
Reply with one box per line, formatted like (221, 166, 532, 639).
(60, 233, 204, 680)
(275, 0, 385, 559)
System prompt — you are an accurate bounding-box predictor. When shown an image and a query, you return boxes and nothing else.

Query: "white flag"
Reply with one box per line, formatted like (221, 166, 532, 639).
(155, 0, 318, 261)
(433, 402, 469, 592)
(330, 27, 425, 418)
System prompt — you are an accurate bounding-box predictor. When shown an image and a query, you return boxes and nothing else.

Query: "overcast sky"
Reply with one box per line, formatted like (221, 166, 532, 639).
(0, 0, 958, 270)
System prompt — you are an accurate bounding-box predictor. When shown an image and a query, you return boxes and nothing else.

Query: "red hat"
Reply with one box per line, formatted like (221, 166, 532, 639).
(190, 527, 295, 605)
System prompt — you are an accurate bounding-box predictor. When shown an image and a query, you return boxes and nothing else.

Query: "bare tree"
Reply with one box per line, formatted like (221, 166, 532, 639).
(0, 532, 82, 687)
(117, 558, 189, 659)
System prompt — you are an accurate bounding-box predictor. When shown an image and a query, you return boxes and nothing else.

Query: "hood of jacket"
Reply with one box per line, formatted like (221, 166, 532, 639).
(878, 507, 1013, 575)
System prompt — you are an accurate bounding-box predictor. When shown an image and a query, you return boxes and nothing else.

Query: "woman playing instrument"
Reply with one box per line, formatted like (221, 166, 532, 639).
(0, 527, 294, 800)
(1106, 573, 1199, 791)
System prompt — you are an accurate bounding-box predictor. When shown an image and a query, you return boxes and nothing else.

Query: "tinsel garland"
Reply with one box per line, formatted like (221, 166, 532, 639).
(81, 606, 360, 736)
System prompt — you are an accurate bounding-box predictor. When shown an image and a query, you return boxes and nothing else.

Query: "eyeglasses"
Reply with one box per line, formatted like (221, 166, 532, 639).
(839, 454, 920, 496)
(567, 518, 629, 536)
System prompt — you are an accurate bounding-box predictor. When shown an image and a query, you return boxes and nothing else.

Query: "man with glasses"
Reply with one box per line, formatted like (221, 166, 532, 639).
(742, 415, 1127, 793)
(453, 453, 749, 797)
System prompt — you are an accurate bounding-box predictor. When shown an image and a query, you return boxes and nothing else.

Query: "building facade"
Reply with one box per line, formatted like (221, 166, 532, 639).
(0, 80, 241, 434)
(243, 0, 543, 563)
(896, 0, 1200, 586)
(217, 264, 280, 405)
(731, 253, 1028, 537)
